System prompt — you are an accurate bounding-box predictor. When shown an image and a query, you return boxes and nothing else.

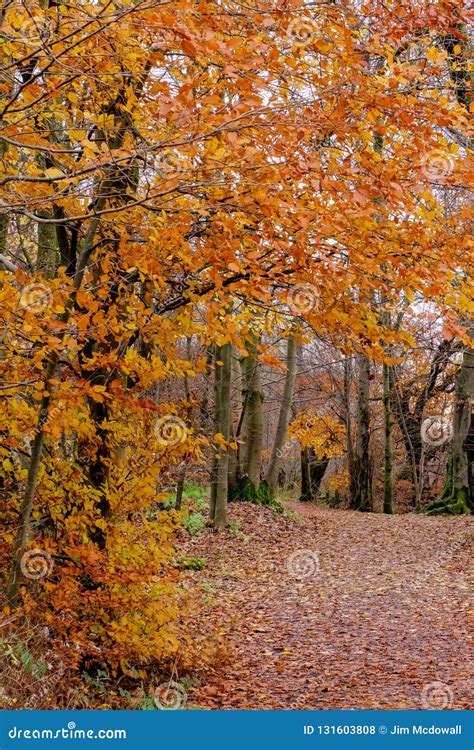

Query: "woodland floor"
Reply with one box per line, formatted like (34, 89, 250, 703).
(180, 502, 472, 710)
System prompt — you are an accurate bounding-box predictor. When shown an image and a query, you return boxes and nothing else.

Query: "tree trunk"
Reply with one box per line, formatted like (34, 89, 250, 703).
(267, 335, 297, 494)
(383, 358, 394, 513)
(381, 307, 394, 513)
(0, 140, 7, 269)
(241, 338, 264, 493)
(344, 356, 356, 499)
(209, 342, 231, 528)
(300, 447, 312, 502)
(391, 340, 453, 506)
(175, 336, 192, 511)
(37, 215, 59, 278)
(424, 326, 473, 514)
(299, 448, 328, 502)
(228, 346, 244, 500)
(351, 354, 373, 511)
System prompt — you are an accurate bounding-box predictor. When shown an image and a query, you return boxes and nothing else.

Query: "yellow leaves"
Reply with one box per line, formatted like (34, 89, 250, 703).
(87, 385, 109, 403)
(205, 136, 228, 161)
(426, 46, 447, 65)
(214, 432, 227, 448)
(289, 412, 345, 459)
(44, 167, 65, 180)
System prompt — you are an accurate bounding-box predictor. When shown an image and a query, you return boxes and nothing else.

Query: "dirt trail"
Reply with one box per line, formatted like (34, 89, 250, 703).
(182, 503, 472, 709)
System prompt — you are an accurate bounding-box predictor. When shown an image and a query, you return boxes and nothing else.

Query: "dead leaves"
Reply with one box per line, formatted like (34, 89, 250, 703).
(180, 502, 472, 709)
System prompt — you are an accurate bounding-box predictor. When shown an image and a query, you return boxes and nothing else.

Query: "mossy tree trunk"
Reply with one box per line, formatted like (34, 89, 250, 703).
(267, 334, 297, 494)
(241, 337, 264, 495)
(37, 216, 60, 278)
(228, 346, 244, 501)
(209, 342, 231, 528)
(423, 330, 473, 515)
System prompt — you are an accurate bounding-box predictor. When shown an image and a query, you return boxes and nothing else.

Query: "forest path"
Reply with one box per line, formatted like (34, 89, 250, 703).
(182, 502, 472, 709)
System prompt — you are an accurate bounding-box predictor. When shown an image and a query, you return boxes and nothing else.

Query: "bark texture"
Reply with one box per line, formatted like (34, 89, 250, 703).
(267, 335, 297, 493)
(210, 342, 231, 528)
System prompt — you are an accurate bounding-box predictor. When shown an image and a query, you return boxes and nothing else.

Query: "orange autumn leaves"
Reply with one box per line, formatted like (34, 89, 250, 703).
(0, 0, 472, 673)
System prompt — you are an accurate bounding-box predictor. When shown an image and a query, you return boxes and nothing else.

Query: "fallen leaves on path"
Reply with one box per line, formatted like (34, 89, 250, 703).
(179, 503, 472, 709)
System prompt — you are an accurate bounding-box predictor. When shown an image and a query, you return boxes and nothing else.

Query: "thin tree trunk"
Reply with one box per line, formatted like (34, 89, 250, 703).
(351, 354, 373, 511)
(344, 356, 356, 500)
(310, 452, 329, 498)
(383, 359, 394, 513)
(37, 215, 59, 278)
(241, 338, 264, 492)
(382, 308, 394, 513)
(228, 346, 244, 500)
(0, 140, 7, 269)
(300, 447, 312, 502)
(175, 336, 192, 511)
(267, 335, 297, 493)
(209, 342, 231, 528)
